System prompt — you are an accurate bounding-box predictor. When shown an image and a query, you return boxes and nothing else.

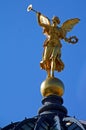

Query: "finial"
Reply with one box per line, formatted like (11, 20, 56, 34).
(40, 77, 64, 97)
(28, 5, 80, 97)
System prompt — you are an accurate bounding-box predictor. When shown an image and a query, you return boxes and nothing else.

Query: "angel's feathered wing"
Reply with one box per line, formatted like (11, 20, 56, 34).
(61, 18, 80, 38)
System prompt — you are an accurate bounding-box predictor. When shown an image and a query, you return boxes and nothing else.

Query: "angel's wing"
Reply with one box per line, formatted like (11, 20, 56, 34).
(61, 18, 80, 37)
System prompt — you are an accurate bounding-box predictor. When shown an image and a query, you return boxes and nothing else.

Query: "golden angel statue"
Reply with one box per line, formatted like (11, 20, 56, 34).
(27, 5, 80, 77)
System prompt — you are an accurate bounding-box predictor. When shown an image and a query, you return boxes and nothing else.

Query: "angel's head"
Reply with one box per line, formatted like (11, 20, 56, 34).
(52, 16, 60, 26)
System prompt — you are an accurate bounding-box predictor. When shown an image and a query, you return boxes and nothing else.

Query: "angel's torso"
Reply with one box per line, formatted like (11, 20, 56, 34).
(43, 25, 63, 46)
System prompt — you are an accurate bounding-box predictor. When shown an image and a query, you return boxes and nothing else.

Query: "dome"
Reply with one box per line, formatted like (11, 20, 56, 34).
(1, 116, 86, 130)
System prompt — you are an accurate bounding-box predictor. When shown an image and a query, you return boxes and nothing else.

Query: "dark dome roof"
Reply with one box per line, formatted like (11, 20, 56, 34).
(1, 115, 86, 130)
(1, 95, 86, 130)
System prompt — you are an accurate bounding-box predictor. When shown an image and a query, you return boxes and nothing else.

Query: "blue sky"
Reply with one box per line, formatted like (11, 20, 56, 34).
(0, 0, 86, 127)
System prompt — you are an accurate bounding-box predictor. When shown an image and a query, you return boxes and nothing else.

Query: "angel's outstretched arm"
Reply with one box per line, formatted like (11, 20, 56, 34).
(64, 37, 71, 43)
(64, 36, 78, 44)
(37, 12, 43, 26)
(37, 12, 47, 27)
(36, 12, 51, 28)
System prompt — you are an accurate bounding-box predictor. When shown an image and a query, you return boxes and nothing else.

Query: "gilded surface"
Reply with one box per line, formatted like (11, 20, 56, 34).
(27, 5, 80, 78)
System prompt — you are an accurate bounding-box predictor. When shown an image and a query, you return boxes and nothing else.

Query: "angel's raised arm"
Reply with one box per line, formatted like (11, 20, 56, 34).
(37, 12, 50, 27)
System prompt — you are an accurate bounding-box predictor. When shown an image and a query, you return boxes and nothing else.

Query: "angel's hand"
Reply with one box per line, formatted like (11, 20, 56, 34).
(37, 12, 41, 15)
